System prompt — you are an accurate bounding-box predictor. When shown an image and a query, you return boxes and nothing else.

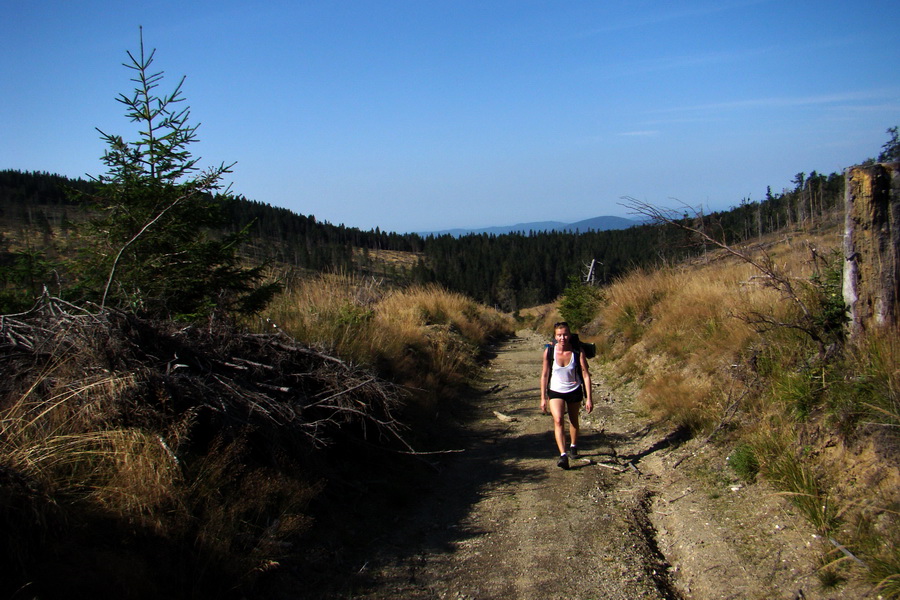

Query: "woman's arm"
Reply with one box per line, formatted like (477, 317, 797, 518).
(580, 351, 593, 413)
(540, 347, 550, 414)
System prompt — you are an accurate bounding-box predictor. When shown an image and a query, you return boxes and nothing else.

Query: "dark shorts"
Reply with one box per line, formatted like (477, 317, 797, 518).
(548, 388, 582, 404)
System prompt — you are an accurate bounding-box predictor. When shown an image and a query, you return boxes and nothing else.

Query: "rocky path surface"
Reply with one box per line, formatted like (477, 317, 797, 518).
(328, 331, 858, 600)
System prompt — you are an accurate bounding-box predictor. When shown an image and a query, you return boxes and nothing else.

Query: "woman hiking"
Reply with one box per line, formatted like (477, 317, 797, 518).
(540, 321, 593, 469)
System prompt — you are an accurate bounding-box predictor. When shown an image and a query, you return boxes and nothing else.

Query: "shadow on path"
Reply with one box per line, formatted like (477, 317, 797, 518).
(271, 333, 647, 599)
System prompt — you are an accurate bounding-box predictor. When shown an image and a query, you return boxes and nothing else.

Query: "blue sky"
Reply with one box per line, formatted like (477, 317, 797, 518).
(2, 1, 898, 233)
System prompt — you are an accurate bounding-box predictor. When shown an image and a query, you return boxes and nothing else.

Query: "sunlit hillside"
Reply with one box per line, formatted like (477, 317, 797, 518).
(580, 219, 899, 593)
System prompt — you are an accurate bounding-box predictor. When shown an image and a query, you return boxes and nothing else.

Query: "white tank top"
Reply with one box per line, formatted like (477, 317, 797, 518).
(549, 349, 580, 394)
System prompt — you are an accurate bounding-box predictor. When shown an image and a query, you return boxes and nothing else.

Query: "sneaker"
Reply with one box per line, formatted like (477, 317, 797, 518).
(569, 445, 578, 458)
(557, 453, 570, 470)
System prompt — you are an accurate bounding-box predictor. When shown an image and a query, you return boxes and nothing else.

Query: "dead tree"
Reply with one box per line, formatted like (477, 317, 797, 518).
(584, 259, 598, 285)
(842, 162, 900, 339)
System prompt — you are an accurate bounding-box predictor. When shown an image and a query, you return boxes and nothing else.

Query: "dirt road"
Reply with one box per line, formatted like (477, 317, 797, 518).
(319, 331, 858, 600)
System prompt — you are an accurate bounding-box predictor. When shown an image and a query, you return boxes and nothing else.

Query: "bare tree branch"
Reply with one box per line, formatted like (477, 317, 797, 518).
(620, 196, 828, 355)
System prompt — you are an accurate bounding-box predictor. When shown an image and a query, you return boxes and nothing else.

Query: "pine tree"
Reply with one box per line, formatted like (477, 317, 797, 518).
(77, 29, 278, 320)
(878, 126, 900, 163)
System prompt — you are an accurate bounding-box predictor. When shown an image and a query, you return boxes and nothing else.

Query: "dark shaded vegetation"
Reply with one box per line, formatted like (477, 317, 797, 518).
(0, 296, 416, 599)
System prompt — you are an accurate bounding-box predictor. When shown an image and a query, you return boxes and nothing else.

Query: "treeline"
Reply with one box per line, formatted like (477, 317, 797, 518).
(407, 169, 847, 310)
(219, 195, 425, 273)
(709, 170, 846, 241)
(420, 225, 692, 310)
(0, 166, 848, 311)
(0, 169, 93, 234)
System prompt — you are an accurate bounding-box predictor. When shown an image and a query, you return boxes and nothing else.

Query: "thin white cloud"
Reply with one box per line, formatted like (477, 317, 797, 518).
(614, 35, 854, 78)
(618, 130, 659, 137)
(837, 102, 900, 113)
(654, 88, 900, 114)
(642, 116, 723, 126)
(619, 46, 773, 76)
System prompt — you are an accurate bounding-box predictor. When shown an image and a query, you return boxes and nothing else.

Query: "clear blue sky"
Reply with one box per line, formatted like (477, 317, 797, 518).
(3, 1, 899, 233)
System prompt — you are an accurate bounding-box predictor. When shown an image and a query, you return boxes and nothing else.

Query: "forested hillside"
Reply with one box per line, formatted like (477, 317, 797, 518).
(1, 166, 849, 313)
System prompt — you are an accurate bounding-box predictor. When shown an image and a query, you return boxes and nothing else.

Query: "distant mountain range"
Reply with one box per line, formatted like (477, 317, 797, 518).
(420, 215, 642, 237)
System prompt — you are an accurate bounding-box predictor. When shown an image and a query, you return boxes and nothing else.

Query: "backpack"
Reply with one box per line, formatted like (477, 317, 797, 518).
(572, 333, 596, 359)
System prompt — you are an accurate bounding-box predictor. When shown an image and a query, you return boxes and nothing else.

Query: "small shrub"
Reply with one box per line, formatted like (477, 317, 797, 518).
(336, 302, 374, 327)
(558, 276, 603, 331)
(728, 443, 760, 482)
(807, 249, 848, 345)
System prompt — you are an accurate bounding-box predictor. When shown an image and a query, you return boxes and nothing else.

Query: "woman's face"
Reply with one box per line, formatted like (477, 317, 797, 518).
(554, 327, 571, 346)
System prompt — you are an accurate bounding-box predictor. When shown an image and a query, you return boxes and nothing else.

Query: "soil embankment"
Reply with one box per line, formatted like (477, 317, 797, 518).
(311, 330, 861, 599)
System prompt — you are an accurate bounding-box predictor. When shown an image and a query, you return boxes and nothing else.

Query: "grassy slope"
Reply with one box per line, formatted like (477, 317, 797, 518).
(580, 221, 899, 595)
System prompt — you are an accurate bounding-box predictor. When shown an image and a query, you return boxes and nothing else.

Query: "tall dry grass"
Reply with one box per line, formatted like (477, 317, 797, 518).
(2, 276, 513, 597)
(1, 371, 176, 517)
(263, 273, 514, 401)
(589, 228, 900, 595)
(0, 361, 318, 598)
(593, 256, 783, 429)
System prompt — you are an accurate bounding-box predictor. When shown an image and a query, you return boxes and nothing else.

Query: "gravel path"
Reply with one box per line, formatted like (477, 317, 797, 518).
(341, 331, 678, 599)
(299, 330, 863, 600)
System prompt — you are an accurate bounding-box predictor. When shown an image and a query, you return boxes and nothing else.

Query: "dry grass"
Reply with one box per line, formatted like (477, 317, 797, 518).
(589, 226, 900, 595)
(1, 277, 513, 597)
(594, 256, 781, 428)
(592, 231, 849, 427)
(1, 372, 173, 510)
(519, 302, 561, 336)
(638, 370, 716, 431)
(264, 274, 514, 402)
(0, 302, 398, 598)
(353, 246, 423, 270)
(0, 361, 320, 597)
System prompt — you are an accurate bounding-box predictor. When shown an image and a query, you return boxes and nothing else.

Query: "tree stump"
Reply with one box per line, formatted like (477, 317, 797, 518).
(843, 162, 900, 339)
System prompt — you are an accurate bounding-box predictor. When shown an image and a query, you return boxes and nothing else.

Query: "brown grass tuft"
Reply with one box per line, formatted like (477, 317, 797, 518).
(638, 370, 716, 431)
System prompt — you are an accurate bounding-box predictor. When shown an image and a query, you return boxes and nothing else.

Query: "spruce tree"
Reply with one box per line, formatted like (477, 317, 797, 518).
(78, 29, 278, 320)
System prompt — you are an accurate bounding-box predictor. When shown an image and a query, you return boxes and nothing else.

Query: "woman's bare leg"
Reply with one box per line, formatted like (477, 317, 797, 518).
(567, 401, 581, 448)
(548, 397, 568, 455)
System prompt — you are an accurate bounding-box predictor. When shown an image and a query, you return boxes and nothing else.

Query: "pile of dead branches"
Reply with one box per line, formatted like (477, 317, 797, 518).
(0, 293, 410, 454)
(0, 294, 419, 598)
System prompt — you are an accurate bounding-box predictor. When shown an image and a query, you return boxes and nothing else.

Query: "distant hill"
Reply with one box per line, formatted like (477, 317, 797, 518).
(421, 215, 640, 237)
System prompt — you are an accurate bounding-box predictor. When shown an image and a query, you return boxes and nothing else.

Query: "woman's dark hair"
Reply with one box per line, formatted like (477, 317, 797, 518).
(553, 321, 570, 330)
